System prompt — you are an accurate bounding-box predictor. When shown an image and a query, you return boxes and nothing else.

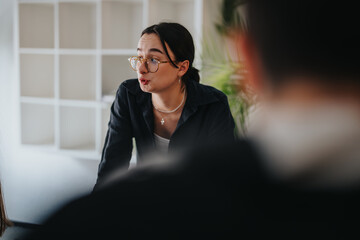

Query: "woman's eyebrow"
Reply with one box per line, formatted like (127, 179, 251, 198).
(137, 48, 164, 54)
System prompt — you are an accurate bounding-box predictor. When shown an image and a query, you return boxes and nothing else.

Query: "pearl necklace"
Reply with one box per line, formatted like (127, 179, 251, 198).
(153, 91, 186, 125)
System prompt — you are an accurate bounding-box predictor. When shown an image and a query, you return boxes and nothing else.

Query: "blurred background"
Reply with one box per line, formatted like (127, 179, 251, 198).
(0, 0, 252, 225)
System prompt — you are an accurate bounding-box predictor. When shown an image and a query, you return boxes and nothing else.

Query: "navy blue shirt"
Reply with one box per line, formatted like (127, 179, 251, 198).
(96, 79, 236, 186)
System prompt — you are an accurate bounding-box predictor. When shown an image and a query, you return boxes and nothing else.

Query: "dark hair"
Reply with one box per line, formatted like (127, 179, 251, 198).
(141, 22, 200, 84)
(247, 0, 360, 86)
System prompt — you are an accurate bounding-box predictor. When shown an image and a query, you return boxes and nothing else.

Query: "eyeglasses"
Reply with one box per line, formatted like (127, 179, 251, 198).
(128, 56, 172, 73)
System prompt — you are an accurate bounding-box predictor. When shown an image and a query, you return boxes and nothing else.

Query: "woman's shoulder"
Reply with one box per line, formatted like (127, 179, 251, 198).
(119, 78, 140, 93)
(113, 78, 143, 98)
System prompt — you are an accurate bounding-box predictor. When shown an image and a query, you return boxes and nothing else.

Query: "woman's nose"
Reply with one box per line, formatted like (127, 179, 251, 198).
(138, 59, 148, 74)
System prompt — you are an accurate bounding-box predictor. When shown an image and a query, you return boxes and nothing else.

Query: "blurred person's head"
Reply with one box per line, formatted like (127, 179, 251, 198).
(239, 1, 360, 184)
(240, 0, 360, 99)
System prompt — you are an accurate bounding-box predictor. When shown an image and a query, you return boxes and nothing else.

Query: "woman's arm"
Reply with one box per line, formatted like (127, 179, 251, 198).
(94, 84, 133, 190)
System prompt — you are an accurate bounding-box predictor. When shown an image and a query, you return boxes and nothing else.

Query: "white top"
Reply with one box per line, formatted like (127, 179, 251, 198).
(154, 133, 170, 154)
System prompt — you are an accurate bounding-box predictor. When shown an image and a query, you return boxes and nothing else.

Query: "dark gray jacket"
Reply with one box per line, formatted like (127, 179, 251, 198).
(96, 78, 236, 187)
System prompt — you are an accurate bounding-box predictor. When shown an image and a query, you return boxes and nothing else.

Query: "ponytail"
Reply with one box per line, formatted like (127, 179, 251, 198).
(183, 66, 200, 83)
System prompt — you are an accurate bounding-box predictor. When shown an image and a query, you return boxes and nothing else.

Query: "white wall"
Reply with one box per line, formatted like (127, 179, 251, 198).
(0, 0, 99, 224)
(0, 0, 224, 225)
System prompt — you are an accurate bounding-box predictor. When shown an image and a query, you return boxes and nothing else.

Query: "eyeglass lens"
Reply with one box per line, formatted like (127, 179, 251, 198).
(130, 57, 158, 73)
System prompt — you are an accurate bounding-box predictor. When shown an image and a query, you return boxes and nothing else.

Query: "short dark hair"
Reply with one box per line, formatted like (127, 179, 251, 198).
(247, 0, 360, 86)
(141, 22, 200, 84)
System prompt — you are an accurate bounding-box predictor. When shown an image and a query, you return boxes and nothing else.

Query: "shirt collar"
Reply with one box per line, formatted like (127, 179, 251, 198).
(124, 78, 221, 133)
(125, 78, 221, 109)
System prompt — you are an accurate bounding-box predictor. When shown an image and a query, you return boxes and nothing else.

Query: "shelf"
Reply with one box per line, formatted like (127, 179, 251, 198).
(56, 149, 100, 160)
(19, 48, 55, 54)
(102, 55, 137, 96)
(148, 0, 195, 37)
(21, 96, 55, 105)
(20, 54, 54, 98)
(102, 1, 143, 49)
(20, 48, 136, 55)
(59, 99, 98, 108)
(58, 49, 98, 55)
(101, 49, 137, 55)
(59, 106, 96, 150)
(19, 0, 56, 3)
(59, 2, 97, 49)
(17, 0, 203, 159)
(59, 55, 96, 100)
(19, 3, 54, 48)
(59, 0, 98, 2)
(21, 103, 55, 145)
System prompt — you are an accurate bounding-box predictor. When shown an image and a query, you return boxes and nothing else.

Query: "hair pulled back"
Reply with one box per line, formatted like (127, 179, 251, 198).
(141, 22, 200, 84)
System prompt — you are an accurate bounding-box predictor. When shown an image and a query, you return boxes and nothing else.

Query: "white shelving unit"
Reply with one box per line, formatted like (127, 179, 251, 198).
(15, 0, 206, 159)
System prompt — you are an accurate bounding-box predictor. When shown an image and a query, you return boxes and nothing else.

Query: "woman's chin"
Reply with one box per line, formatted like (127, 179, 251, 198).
(139, 83, 153, 93)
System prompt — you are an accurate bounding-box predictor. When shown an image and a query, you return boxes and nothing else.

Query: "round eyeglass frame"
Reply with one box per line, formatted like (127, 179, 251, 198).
(128, 56, 171, 73)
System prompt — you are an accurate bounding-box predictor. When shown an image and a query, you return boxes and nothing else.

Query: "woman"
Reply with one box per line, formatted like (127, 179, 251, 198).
(95, 22, 235, 188)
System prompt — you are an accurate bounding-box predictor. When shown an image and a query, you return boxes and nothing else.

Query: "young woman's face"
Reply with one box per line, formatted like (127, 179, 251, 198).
(136, 33, 184, 93)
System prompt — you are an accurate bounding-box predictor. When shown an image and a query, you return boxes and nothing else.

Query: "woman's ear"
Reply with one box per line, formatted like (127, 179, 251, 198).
(177, 60, 190, 77)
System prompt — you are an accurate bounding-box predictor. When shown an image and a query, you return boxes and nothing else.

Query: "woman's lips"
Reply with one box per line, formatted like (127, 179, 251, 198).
(140, 79, 150, 85)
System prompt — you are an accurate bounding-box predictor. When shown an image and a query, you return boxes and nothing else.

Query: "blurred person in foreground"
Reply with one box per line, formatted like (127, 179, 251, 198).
(24, 0, 360, 239)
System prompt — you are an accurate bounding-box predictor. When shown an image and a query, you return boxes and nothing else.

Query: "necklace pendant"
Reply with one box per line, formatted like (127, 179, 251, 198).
(160, 118, 165, 125)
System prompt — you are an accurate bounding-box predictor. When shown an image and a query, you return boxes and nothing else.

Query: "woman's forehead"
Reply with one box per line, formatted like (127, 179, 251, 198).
(137, 34, 163, 51)
(137, 33, 174, 58)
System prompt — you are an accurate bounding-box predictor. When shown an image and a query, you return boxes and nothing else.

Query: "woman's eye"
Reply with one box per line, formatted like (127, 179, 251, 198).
(150, 58, 158, 64)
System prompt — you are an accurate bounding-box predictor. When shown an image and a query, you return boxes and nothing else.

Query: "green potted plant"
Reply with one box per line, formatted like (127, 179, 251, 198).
(201, 0, 256, 136)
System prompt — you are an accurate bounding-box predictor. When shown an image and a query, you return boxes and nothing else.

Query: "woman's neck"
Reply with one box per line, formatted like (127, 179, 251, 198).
(152, 84, 186, 111)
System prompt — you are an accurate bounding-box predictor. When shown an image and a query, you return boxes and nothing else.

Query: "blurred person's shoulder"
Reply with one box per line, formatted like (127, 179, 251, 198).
(100, 138, 266, 192)
(176, 138, 269, 182)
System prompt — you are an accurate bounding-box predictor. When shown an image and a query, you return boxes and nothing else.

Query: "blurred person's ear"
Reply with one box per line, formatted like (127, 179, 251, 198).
(238, 34, 266, 96)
